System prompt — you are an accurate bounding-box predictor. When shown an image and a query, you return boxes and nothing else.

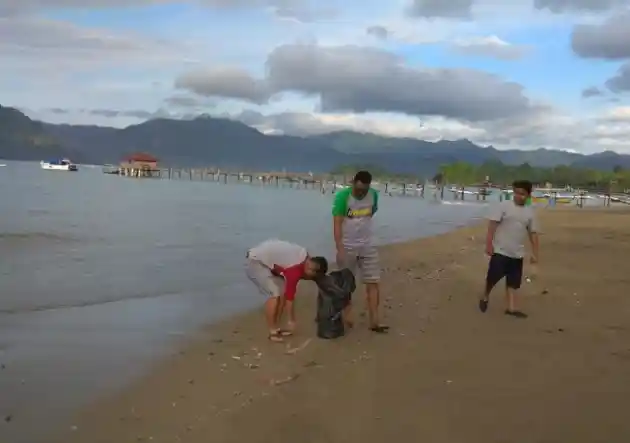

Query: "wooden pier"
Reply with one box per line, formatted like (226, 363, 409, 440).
(102, 164, 625, 206)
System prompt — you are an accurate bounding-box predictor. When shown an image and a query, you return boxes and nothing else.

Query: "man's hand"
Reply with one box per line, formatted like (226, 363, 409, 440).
(485, 244, 494, 256)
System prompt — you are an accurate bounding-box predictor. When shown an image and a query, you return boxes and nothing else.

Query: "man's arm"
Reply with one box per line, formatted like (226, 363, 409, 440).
(332, 189, 349, 253)
(486, 221, 499, 255)
(485, 203, 503, 255)
(281, 266, 302, 324)
(371, 188, 379, 215)
(528, 213, 540, 261)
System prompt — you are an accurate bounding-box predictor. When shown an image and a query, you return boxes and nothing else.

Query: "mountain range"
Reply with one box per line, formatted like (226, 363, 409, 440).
(2, 104, 629, 175)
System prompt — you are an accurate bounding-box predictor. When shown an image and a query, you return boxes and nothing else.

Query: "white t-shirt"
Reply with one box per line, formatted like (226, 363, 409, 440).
(487, 200, 539, 259)
(248, 239, 307, 269)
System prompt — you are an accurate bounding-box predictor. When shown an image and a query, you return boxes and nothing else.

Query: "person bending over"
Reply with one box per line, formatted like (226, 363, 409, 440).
(246, 239, 327, 342)
(479, 180, 540, 318)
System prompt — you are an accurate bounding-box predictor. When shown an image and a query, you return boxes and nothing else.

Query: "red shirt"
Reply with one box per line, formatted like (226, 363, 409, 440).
(271, 262, 306, 301)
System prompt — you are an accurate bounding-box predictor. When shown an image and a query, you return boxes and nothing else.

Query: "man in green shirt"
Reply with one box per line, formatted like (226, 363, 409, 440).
(332, 170, 389, 333)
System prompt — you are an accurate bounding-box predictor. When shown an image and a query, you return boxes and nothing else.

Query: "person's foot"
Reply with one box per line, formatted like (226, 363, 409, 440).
(478, 298, 489, 313)
(504, 310, 528, 318)
(369, 325, 390, 333)
(268, 330, 284, 342)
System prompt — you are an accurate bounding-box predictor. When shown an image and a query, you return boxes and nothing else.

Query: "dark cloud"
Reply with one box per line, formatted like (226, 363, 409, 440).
(366, 25, 389, 40)
(0, 16, 183, 69)
(605, 63, 630, 93)
(175, 44, 539, 122)
(408, 0, 473, 19)
(164, 95, 205, 107)
(266, 44, 536, 122)
(581, 86, 604, 97)
(534, 0, 629, 13)
(571, 13, 630, 60)
(174, 67, 270, 104)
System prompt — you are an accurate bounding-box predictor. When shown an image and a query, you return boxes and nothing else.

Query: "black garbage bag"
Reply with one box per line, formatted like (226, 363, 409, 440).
(315, 268, 356, 339)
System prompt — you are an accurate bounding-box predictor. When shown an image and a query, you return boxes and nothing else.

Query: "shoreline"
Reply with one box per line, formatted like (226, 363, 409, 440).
(28, 208, 630, 441)
(44, 223, 486, 442)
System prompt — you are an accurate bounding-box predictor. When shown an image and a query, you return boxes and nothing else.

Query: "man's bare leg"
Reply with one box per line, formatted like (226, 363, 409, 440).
(505, 286, 516, 312)
(342, 302, 354, 328)
(366, 282, 388, 331)
(264, 297, 283, 342)
(504, 286, 528, 318)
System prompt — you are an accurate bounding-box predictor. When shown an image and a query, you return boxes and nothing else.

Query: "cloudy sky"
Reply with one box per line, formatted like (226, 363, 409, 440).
(2, 0, 630, 153)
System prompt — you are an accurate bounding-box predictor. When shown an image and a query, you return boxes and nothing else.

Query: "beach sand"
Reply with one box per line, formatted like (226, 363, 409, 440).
(52, 207, 630, 443)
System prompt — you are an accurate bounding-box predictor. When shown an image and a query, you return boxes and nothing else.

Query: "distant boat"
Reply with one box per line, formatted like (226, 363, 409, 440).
(40, 159, 78, 171)
(0, 164, 6, 167)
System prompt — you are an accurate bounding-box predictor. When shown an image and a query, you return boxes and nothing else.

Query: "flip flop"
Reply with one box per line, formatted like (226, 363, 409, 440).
(504, 310, 528, 319)
(369, 325, 389, 333)
(268, 331, 284, 342)
(278, 329, 293, 337)
(479, 299, 488, 313)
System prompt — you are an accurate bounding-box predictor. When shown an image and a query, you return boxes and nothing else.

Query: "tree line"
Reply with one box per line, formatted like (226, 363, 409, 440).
(331, 161, 630, 192)
(436, 161, 630, 191)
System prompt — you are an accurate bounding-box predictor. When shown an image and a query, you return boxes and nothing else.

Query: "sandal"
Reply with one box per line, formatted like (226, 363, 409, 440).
(479, 298, 489, 313)
(268, 330, 284, 342)
(504, 310, 528, 319)
(278, 329, 293, 337)
(369, 325, 389, 333)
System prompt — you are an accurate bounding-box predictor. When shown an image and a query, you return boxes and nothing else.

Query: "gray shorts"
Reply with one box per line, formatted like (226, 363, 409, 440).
(341, 246, 380, 283)
(245, 259, 284, 298)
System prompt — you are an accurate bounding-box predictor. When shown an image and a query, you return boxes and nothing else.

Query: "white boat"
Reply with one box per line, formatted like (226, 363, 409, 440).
(40, 159, 78, 171)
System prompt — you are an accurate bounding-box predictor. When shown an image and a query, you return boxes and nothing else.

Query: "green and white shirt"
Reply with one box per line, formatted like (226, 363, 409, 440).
(332, 187, 379, 248)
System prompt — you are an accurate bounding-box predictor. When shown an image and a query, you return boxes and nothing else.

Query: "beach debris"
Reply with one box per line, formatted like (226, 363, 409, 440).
(285, 338, 312, 355)
(71, 425, 78, 431)
(303, 360, 318, 368)
(5, 415, 11, 422)
(188, 379, 195, 385)
(525, 277, 532, 283)
(270, 373, 300, 386)
(231, 355, 242, 361)
(247, 363, 260, 369)
(541, 289, 549, 295)
(446, 380, 453, 384)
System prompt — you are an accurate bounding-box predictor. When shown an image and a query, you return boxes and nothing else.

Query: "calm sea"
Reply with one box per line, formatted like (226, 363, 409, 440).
(0, 160, 488, 443)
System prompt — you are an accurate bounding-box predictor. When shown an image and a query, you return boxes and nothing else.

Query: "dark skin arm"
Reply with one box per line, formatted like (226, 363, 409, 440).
(485, 220, 498, 255)
(333, 216, 345, 263)
(528, 231, 539, 262)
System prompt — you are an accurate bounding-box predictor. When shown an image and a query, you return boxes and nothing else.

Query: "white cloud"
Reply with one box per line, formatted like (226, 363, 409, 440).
(450, 35, 528, 60)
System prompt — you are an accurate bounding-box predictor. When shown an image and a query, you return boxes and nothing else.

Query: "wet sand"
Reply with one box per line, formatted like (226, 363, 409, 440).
(52, 207, 630, 443)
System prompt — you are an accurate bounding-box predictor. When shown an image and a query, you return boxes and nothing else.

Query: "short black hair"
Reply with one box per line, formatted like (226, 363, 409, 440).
(310, 256, 328, 275)
(512, 180, 533, 195)
(353, 170, 372, 184)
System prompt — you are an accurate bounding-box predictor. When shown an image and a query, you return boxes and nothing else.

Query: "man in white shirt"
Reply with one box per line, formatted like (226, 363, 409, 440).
(479, 180, 540, 318)
(246, 239, 328, 342)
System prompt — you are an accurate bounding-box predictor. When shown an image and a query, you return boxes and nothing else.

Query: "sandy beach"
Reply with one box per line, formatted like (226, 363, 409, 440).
(50, 207, 630, 443)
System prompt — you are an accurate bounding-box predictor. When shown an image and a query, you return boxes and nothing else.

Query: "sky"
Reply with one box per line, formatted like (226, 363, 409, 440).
(1, 0, 630, 154)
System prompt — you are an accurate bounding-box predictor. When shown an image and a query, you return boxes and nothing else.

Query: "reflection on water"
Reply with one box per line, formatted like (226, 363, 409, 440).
(0, 160, 487, 443)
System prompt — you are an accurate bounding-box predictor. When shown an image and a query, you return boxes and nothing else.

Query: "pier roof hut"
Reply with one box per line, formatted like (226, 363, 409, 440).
(120, 152, 159, 177)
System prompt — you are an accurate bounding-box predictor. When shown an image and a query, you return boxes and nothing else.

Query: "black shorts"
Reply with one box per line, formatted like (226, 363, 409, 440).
(486, 253, 524, 290)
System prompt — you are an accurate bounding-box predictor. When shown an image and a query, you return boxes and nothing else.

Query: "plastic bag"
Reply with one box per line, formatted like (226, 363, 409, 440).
(314, 268, 356, 339)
